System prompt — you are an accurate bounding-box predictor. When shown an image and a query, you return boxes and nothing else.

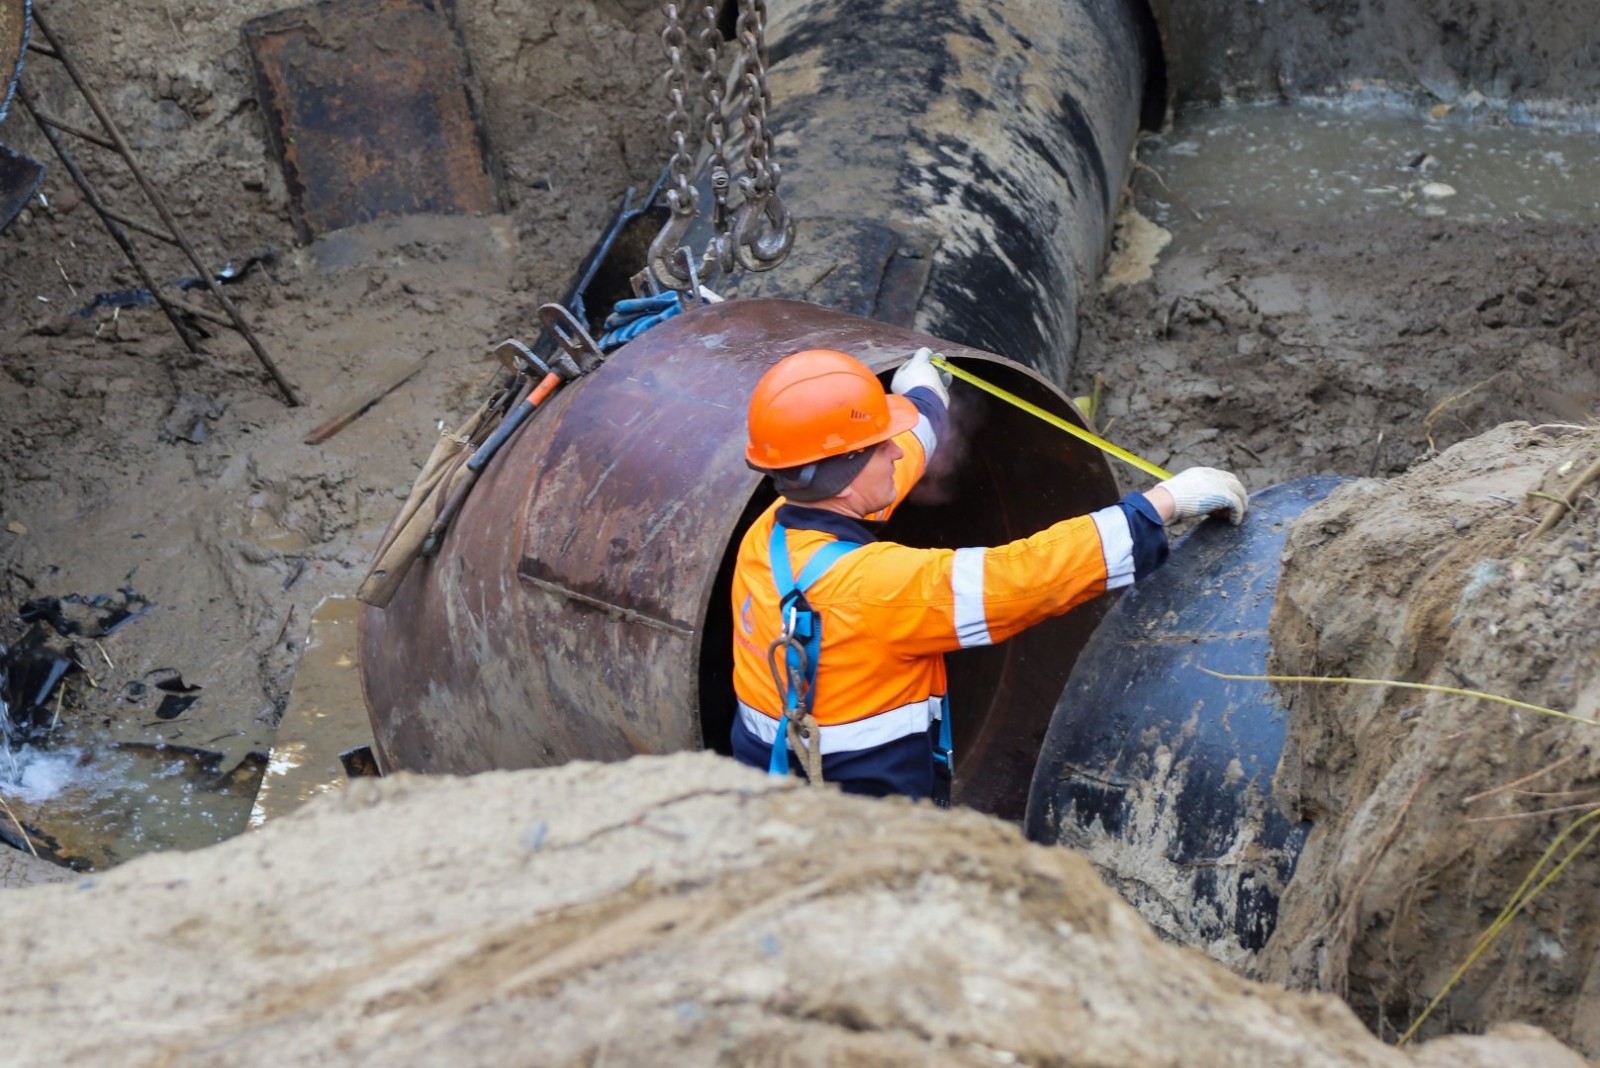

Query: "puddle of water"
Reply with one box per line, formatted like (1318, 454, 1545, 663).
(0, 731, 263, 870)
(0, 744, 90, 804)
(0, 594, 372, 871)
(250, 595, 375, 827)
(1136, 102, 1600, 238)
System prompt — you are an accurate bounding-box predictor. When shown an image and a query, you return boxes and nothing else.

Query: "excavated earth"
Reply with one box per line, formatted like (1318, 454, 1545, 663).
(0, 753, 1593, 1068)
(1, 0, 1598, 1063)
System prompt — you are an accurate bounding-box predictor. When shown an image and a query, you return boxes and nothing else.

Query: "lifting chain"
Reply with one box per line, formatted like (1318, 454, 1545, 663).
(659, 2, 701, 229)
(698, 0, 734, 254)
(648, 0, 793, 292)
(730, 0, 793, 272)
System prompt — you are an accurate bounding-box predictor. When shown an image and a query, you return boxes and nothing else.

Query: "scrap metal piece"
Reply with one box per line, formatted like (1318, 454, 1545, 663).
(243, 0, 500, 241)
(0, 139, 43, 232)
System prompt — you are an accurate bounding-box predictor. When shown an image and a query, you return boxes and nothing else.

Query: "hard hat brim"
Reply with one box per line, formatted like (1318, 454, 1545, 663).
(881, 394, 921, 442)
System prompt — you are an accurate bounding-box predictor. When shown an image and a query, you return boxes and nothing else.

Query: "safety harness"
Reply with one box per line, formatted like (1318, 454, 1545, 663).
(764, 523, 953, 798)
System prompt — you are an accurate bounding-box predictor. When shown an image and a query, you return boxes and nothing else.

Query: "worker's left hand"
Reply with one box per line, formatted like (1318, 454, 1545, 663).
(891, 346, 951, 407)
(1152, 467, 1249, 526)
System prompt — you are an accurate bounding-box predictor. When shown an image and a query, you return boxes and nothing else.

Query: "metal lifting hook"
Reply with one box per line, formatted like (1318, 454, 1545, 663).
(732, 184, 794, 272)
(646, 188, 701, 292)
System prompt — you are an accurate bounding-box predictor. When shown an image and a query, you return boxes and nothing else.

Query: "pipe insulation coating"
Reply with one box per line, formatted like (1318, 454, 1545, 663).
(728, 0, 1154, 386)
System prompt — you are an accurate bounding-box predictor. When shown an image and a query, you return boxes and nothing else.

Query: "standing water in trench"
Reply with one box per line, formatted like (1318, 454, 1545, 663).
(1142, 103, 1600, 230)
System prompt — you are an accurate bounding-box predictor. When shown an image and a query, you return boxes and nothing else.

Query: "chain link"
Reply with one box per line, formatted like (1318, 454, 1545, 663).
(697, 1, 732, 234)
(734, 0, 777, 198)
(660, 2, 700, 222)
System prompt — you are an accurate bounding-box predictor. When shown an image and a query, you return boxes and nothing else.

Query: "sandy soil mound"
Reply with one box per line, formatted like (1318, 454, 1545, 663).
(0, 752, 1586, 1067)
(1260, 422, 1600, 1054)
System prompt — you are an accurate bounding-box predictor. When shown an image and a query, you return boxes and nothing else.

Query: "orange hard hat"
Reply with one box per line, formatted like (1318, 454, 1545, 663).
(745, 349, 919, 470)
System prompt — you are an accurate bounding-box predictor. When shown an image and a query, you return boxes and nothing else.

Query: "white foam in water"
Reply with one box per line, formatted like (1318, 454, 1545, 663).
(0, 745, 87, 804)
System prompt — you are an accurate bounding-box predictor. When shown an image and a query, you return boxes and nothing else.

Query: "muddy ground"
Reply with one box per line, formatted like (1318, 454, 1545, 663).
(1, 0, 1598, 1060)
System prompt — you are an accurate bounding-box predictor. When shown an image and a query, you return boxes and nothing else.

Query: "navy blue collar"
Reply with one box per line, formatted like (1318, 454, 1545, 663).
(775, 503, 880, 544)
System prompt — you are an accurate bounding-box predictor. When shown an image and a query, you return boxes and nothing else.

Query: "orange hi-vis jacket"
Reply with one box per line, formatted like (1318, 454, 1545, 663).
(732, 391, 1167, 758)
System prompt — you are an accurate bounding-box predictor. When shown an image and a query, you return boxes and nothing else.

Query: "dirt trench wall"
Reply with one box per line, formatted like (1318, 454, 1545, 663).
(1147, 0, 1600, 114)
(1260, 422, 1600, 1053)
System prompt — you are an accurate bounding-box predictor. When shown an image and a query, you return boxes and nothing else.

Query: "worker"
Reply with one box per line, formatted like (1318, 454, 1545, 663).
(731, 346, 1248, 801)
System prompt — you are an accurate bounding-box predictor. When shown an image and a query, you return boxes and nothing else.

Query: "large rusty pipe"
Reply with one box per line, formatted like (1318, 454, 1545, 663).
(360, 300, 1120, 817)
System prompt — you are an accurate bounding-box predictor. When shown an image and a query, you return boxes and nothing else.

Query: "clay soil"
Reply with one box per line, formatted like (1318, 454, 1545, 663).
(2, 0, 1599, 1062)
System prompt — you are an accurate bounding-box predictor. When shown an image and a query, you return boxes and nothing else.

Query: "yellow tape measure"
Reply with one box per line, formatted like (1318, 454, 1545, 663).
(930, 355, 1172, 481)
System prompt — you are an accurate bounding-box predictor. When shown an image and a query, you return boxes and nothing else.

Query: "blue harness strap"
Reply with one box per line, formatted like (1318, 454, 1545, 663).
(766, 523, 859, 776)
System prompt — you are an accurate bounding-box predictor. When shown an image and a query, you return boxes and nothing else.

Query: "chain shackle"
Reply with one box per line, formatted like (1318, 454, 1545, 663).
(647, 188, 700, 291)
(732, 173, 794, 271)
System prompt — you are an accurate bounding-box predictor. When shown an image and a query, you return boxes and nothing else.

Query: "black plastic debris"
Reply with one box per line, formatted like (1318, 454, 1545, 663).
(18, 596, 74, 636)
(19, 588, 151, 638)
(154, 693, 199, 720)
(340, 744, 381, 778)
(117, 671, 202, 722)
(174, 248, 278, 290)
(72, 288, 156, 318)
(0, 142, 46, 236)
(1, 625, 77, 737)
(73, 248, 278, 319)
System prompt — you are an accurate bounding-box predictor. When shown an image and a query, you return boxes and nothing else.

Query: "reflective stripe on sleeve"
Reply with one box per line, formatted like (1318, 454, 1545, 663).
(1090, 503, 1136, 589)
(952, 546, 993, 647)
(738, 697, 939, 755)
(911, 411, 937, 460)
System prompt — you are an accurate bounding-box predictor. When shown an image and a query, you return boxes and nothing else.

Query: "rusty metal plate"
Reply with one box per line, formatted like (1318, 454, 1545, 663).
(0, 140, 44, 233)
(0, 0, 28, 125)
(243, 0, 499, 241)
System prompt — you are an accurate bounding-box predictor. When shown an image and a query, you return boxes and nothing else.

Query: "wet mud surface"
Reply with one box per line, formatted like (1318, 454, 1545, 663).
(0, 0, 1597, 1057)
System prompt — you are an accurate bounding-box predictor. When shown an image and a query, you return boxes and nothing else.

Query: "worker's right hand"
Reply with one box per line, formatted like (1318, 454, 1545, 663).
(1153, 467, 1249, 525)
(891, 346, 951, 408)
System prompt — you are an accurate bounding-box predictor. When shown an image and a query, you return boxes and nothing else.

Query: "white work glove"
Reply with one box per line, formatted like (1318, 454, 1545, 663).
(891, 346, 951, 407)
(1155, 467, 1249, 526)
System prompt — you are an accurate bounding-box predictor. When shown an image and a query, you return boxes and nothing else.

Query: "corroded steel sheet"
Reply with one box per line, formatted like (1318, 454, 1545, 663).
(0, 0, 28, 125)
(360, 298, 1119, 820)
(243, 0, 498, 241)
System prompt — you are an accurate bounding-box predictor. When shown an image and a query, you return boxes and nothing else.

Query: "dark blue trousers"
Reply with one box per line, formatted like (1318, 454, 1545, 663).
(730, 713, 937, 800)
